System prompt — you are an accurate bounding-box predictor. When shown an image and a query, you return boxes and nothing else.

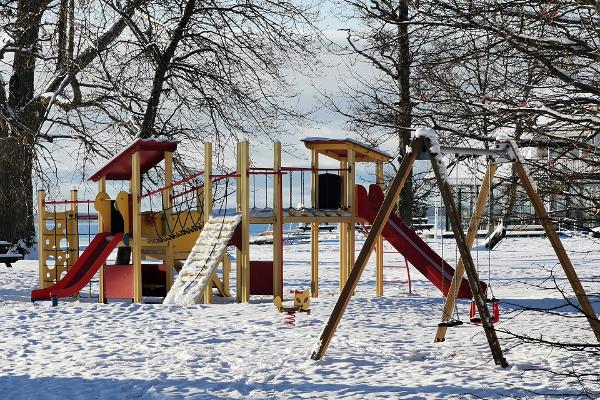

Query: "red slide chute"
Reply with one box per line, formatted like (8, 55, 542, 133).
(31, 233, 123, 301)
(356, 184, 483, 299)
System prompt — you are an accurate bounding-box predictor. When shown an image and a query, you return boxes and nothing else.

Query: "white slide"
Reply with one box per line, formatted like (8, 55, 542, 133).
(163, 214, 242, 305)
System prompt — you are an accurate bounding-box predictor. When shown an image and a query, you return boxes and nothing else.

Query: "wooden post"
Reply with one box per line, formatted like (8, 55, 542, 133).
(347, 148, 356, 282)
(204, 142, 213, 223)
(430, 149, 508, 368)
(434, 163, 497, 342)
(514, 162, 600, 342)
(339, 160, 348, 291)
(237, 141, 251, 303)
(37, 190, 46, 289)
(310, 148, 319, 297)
(97, 178, 107, 303)
(163, 151, 174, 292)
(273, 142, 283, 301)
(311, 138, 421, 361)
(375, 162, 384, 296)
(131, 151, 143, 303)
(203, 143, 214, 304)
(69, 187, 79, 300)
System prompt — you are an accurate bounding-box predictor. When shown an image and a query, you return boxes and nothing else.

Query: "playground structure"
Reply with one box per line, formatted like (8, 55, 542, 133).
(33, 136, 483, 306)
(311, 129, 600, 368)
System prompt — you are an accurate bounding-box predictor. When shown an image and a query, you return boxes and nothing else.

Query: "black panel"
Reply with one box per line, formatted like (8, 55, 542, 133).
(110, 200, 125, 234)
(318, 173, 342, 209)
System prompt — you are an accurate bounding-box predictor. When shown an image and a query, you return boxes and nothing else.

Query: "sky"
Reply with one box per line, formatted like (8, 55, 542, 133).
(39, 6, 387, 201)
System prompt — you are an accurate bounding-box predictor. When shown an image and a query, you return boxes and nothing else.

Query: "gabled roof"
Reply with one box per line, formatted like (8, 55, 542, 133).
(89, 139, 179, 182)
(302, 137, 392, 162)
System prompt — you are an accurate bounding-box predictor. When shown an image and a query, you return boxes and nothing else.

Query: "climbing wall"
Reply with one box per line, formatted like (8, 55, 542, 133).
(39, 209, 79, 288)
(163, 214, 241, 305)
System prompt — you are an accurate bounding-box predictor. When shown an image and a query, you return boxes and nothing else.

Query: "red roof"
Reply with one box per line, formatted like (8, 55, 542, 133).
(89, 139, 179, 182)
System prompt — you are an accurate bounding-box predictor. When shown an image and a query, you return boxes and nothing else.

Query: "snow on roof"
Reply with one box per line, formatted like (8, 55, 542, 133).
(302, 137, 392, 161)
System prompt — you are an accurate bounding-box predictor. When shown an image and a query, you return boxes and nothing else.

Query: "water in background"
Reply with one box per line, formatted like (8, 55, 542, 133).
(36, 220, 284, 250)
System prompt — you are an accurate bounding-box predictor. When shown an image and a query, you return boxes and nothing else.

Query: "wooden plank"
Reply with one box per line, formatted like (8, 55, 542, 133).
(311, 138, 421, 361)
(131, 151, 143, 303)
(513, 162, 600, 342)
(434, 163, 497, 342)
(430, 151, 508, 368)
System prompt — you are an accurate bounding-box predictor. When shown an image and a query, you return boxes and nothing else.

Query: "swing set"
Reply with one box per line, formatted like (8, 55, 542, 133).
(311, 128, 600, 368)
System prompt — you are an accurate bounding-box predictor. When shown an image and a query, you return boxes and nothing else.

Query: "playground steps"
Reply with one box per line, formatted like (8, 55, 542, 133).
(163, 214, 242, 305)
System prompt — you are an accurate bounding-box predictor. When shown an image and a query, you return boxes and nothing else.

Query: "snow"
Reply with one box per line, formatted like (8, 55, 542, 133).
(414, 128, 449, 183)
(1, 234, 600, 398)
(301, 137, 393, 158)
(164, 214, 242, 305)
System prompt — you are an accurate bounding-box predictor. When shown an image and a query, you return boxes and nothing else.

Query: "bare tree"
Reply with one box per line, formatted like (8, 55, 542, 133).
(0, 0, 318, 251)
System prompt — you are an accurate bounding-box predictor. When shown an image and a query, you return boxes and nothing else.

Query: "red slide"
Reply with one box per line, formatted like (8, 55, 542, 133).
(356, 184, 483, 299)
(31, 233, 123, 301)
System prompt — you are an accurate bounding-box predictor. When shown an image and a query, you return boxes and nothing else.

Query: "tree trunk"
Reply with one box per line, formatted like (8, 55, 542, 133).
(0, 0, 47, 250)
(396, 0, 413, 225)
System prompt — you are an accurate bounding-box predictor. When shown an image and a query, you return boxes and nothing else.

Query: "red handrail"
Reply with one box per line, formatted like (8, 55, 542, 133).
(281, 166, 349, 172)
(140, 171, 204, 199)
(44, 200, 95, 205)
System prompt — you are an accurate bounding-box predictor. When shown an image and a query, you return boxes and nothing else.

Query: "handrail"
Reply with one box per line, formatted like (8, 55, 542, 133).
(44, 200, 94, 205)
(140, 171, 204, 199)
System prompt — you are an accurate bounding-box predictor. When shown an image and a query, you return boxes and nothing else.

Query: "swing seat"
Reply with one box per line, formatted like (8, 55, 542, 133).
(438, 319, 464, 328)
(469, 298, 500, 324)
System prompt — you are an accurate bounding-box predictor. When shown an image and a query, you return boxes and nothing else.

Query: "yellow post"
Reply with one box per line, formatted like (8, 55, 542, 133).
(37, 190, 47, 289)
(339, 160, 348, 291)
(375, 162, 384, 296)
(97, 178, 107, 303)
(237, 141, 251, 303)
(163, 151, 174, 292)
(347, 148, 356, 282)
(310, 148, 319, 297)
(69, 187, 79, 299)
(273, 141, 283, 301)
(203, 142, 215, 304)
(203, 142, 213, 223)
(131, 151, 143, 303)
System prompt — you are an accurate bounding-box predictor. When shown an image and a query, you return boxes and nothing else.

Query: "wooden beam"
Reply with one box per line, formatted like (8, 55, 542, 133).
(131, 151, 143, 303)
(311, 138, 422, 361)
(273, 141, 283, 301)
(430, 149, 508, 368)
(163, 151, 174, 292)
(238, 141, 250, 303)
(97, 178, 107, 303)
(375, 162, 384, 296)
(347, 148, 356, 283)
(339, 160, 348, 291)
(434, 163, 497, 342)
(204, 142, 213, 223)
(311, 148, 319, 298)
(37, 190, 46, 289)
(513, 161, 600, 342)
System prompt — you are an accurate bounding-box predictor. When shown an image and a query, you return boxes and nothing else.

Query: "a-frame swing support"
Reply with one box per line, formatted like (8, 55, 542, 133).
(310, 132, 508, 367)
(435, 139, 600, 344)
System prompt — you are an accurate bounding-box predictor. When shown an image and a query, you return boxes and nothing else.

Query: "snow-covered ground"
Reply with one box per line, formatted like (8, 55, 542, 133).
(1, 234, 599, 399)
